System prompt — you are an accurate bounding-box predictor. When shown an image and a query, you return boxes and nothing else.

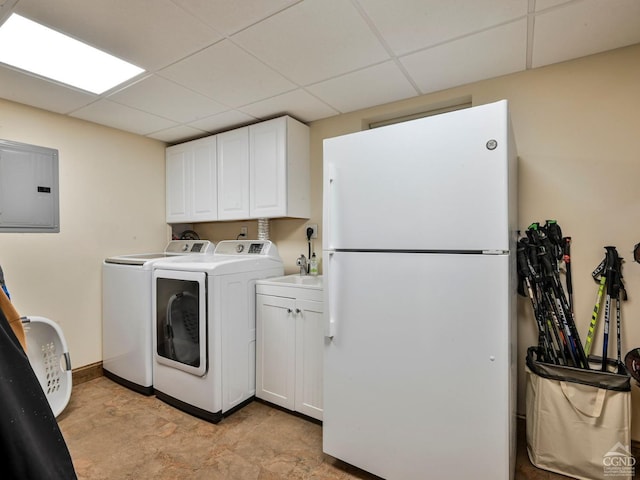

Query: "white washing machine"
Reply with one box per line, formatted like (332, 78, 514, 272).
(102, 240, 214, 394)
(151, 240, 283, 423)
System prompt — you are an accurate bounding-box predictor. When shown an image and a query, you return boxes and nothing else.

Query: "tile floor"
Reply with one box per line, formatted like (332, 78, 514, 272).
(57, 376, 575, 479)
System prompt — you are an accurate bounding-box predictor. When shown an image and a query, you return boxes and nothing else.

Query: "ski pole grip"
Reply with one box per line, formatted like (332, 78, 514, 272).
(517, 246, 529, 277)
(605, 246, 618, 295)
(539, 251, 554, 277)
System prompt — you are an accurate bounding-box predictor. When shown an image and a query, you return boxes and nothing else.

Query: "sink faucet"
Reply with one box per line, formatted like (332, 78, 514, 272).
(296, 254, 308, 275)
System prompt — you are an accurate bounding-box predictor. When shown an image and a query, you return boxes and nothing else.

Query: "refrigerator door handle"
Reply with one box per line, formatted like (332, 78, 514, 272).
(325, 250, 336, 338)
(325, 164, 336, 251)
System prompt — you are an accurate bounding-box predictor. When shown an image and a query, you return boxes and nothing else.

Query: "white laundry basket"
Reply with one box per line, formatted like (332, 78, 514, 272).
(22, 316, 72, 417)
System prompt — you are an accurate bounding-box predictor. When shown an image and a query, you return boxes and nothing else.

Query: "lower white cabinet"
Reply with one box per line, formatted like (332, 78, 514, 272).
(255, 277, 324, 421)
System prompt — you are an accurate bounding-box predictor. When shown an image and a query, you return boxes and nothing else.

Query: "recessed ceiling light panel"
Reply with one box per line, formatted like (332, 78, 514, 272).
(0, 13, 144, 94)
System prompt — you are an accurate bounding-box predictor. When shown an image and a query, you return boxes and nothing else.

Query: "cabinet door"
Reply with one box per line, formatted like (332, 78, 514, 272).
(249, 117, 286, 218)
(165, 145, 190, 223)
(217, 127, 249, 220)
(256, 294, 296, 410)
(295, 298, 324, 420)
(190, 137, 217, 221)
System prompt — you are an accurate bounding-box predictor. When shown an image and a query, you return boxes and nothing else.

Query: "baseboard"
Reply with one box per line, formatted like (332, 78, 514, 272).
(72, 361, 103, 386)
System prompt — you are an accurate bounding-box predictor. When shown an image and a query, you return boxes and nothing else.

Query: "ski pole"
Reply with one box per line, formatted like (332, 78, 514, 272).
(584, 257, 607, 357)
(615, 296, 624, 374)
(563, 237, 573, 314)
(543, 220, 564, 261)
(602, 246, 618, 371)
(612, 252, 627, 374)
(585, 276, 606, 357)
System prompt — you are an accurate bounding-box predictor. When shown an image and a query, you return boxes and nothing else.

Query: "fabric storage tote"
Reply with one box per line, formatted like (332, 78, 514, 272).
(526, 347, 633, 480)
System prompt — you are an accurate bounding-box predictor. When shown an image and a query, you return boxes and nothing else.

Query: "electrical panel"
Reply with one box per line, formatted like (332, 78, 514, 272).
(0, 139, 59, 233)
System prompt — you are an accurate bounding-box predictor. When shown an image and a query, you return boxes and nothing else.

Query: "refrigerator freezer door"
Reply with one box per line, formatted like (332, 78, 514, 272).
(323, 100, 516, 252)
(323, 251, 515, 480)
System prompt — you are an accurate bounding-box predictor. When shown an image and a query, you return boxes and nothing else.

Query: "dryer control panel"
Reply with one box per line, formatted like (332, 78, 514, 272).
(214, 240, 277, 257)
(165, 240, 215, 254)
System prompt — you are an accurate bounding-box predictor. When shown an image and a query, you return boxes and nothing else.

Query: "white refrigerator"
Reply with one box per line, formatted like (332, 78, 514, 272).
(322, 100, 518, 480)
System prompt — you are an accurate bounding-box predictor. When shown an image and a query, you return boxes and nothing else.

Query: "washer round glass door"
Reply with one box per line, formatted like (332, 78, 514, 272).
(153, 269, 207, 376)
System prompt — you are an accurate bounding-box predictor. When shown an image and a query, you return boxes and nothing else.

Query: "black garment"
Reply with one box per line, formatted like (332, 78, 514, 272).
(0, 307, 77, 479)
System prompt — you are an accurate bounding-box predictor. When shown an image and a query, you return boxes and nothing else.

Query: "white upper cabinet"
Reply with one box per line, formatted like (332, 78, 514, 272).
(166, 136, 217, 223)
(249, 116, 310, 219)
(166, 115, 310, 224)
(217, 126, 250, 220)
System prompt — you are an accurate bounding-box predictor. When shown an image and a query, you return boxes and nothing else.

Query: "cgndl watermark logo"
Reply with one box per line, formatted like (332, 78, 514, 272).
(603, 442, 635, 477)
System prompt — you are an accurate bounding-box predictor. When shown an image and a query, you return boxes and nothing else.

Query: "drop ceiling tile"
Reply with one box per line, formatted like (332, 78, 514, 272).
(147, 125, 208, 144)
(14, 0, 221, 71)
(239, 89, 338, 123)
(532, 0, 640, 68)
(307, 61, 418, 113)
(232, 0, 389, 85)
(357, 0, 527, 56)
(171, 0, 300, 36)
(401, 19, 527, 95)
(0, 0, 18, 23)
(158, 40, 295, 108)
(70, 99, 178, 136)
(535, 0, 573, 12)
(0, 65, 96, 114)
(188, 110, 257, 135)
(108, 75, 227, 123)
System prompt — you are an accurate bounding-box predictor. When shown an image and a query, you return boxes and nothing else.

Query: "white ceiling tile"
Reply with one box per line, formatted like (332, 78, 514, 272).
(188, 110, 257, 134)
(107, 75, 227, 123)
(14, 0, 221, 71)
(0, 0, 18, 23)
(401, 19, 527, 95)
(532, 0, 640, 68)
(158, 40, 296, 108)
(0, 65, 96, 114)
(171, 0, 300, 36)
(535, 0, 573, 12)
(307, 61, 418, 113)
(232, 0, 389, 85)
(239, 89, 339, 123)
(357, 0, 527, 56)
(70, 100, 178, 136)
(147, 125, 208, 144)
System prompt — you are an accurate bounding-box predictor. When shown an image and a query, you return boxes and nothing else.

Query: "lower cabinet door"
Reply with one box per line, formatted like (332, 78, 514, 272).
(295, 299, 324, 420)
(256, 294, 295, 410)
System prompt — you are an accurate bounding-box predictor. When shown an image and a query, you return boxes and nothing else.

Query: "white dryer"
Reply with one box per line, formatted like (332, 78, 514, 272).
(151, 240, 283, 423)
(102, 240, 214, 394)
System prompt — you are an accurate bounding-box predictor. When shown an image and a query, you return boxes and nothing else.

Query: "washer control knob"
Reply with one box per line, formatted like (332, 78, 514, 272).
(236, 244, 245, 253)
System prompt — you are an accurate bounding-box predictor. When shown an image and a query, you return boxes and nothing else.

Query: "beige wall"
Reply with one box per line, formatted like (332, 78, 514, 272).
(1, 42, 639, 438)
(0, 99, 169, 368)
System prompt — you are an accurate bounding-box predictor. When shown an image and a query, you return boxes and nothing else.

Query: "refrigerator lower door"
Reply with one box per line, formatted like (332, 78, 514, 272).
(323, 251, 515, 480)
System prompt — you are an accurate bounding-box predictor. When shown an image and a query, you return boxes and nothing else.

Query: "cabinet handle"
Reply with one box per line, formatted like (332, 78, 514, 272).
(295, 308, 301, 314)
(287, 308, 292, 314)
